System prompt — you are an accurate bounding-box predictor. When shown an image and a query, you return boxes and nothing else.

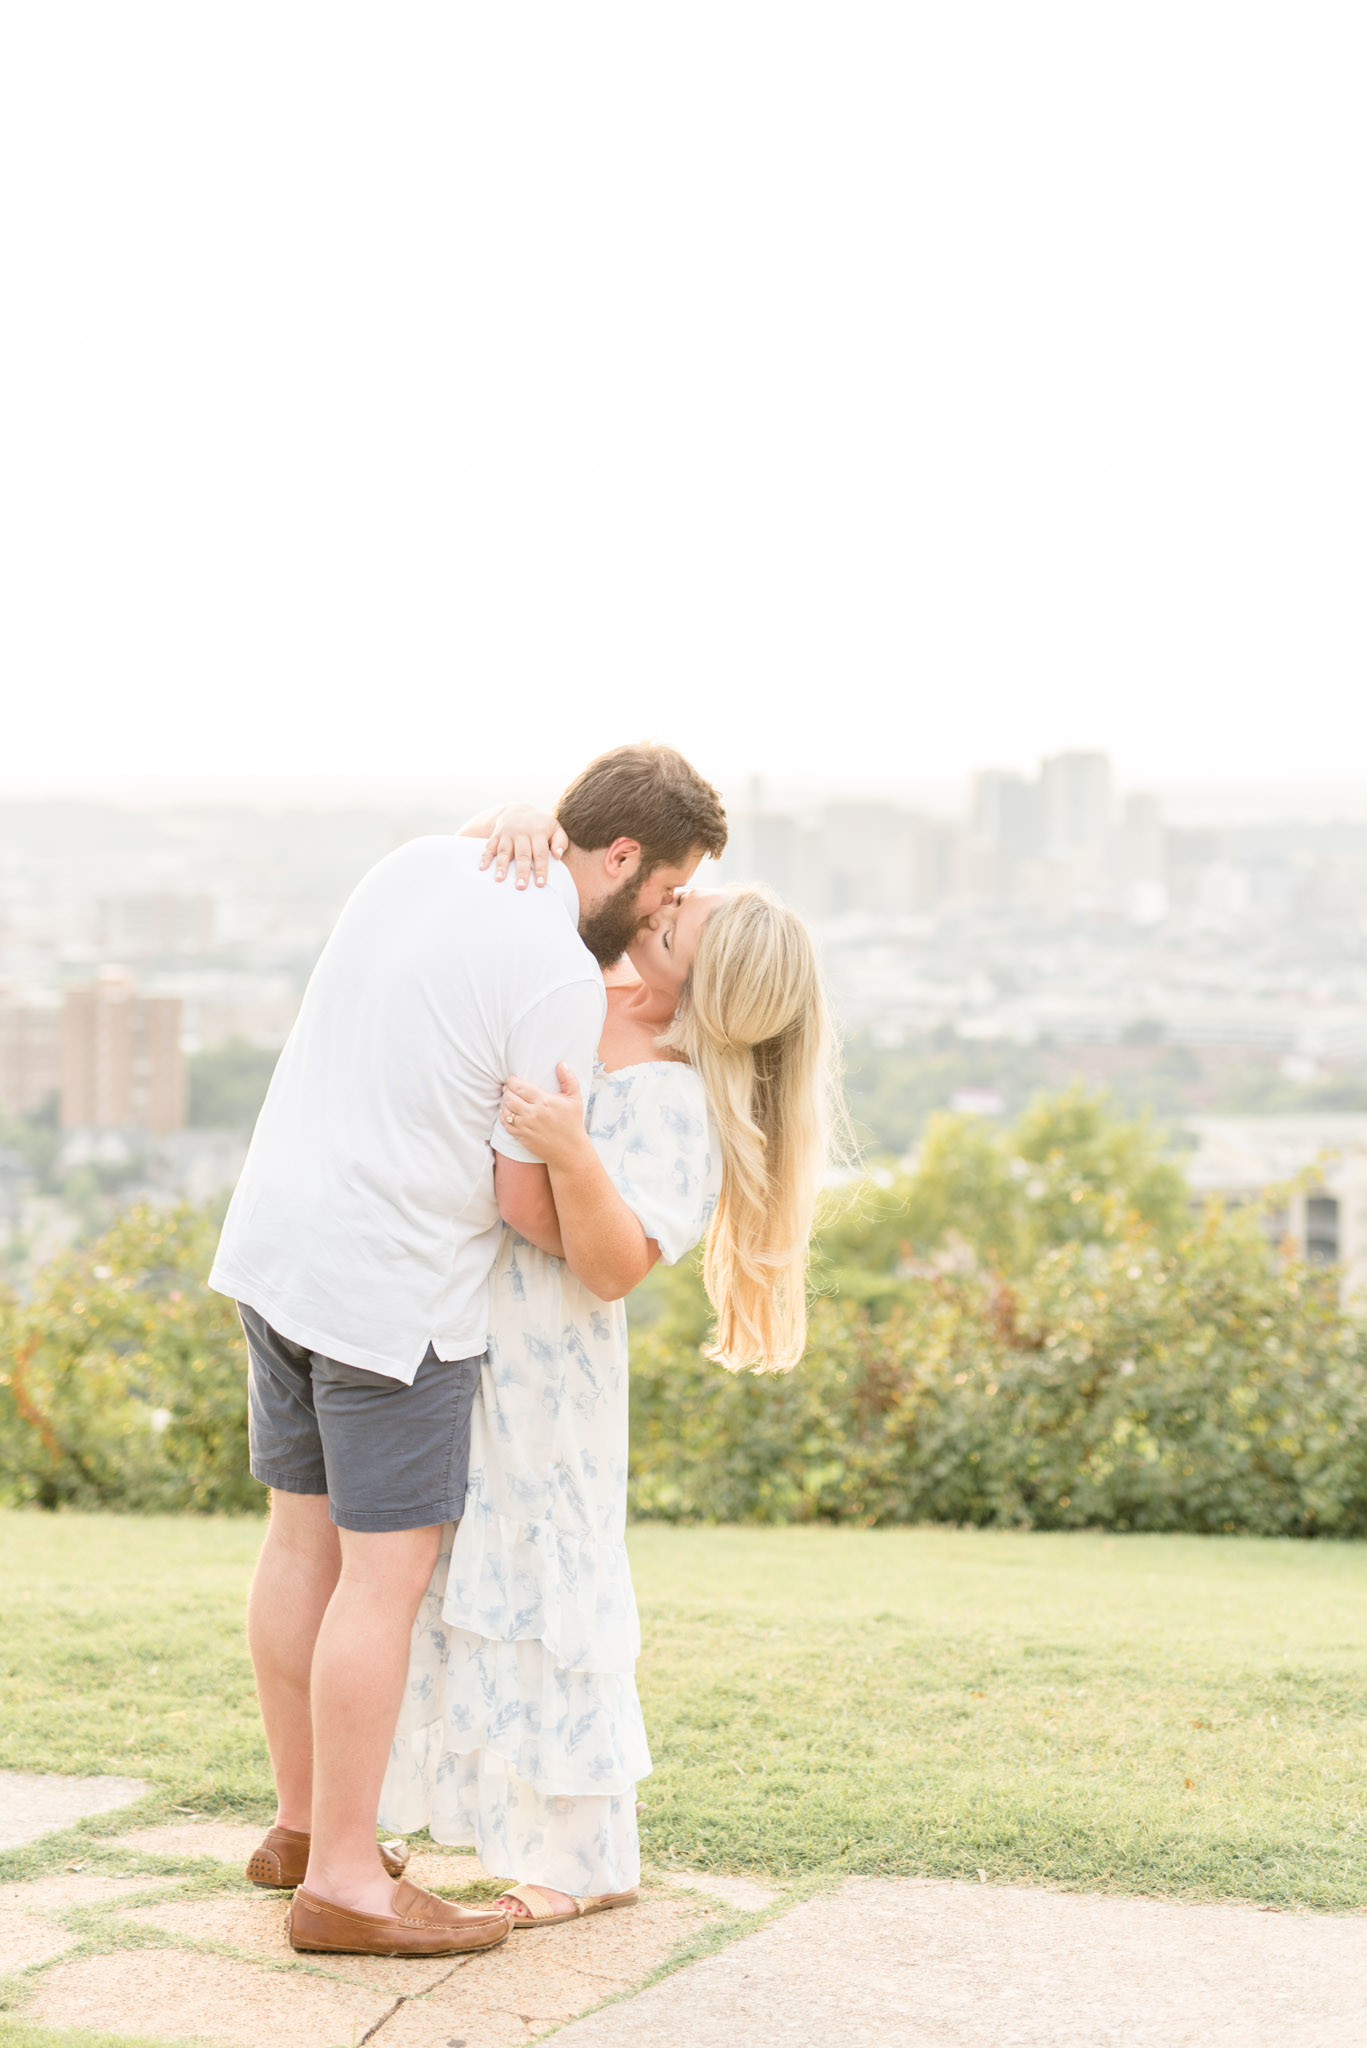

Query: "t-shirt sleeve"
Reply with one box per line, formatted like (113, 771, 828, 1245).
(607, 1066, 720, 1265)
(491, 976, 606, 1164)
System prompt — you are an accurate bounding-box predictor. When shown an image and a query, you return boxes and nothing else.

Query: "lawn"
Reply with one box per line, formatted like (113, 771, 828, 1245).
(2, 1513, 1365, 1911)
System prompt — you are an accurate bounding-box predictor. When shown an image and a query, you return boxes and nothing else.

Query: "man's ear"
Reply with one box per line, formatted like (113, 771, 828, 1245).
(602, 836, 644, 880)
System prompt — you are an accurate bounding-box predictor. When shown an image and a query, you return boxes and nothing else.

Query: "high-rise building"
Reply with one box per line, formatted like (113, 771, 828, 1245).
(93, 893, 214, 957)
(971, 770, 1042, 858)
(61, 968, 186, 1133)
(748, 813, 800, 901)
(1039, 751, 1113, 858)
(0, 989, 63, 1115)
(821, 805, 919, 915)
(1113, 792, 1165, 885)
(735, 810, 827, 914)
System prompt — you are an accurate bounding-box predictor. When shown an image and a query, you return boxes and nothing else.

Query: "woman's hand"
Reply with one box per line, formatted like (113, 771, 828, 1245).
(481, 804, 568, 889)
(501, 1065, 592, 1169)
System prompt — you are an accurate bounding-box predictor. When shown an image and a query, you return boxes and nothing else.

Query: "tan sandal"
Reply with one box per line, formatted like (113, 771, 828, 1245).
(499, 1882, 639, 1928)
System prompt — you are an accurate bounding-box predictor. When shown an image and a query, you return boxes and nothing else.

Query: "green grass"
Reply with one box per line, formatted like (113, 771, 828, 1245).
(0, 2027, 192, 2048)
(0, 1516, 268, 1815)
(2, 1514, 1365, 1911)
(633, 1524, 1367, 1909)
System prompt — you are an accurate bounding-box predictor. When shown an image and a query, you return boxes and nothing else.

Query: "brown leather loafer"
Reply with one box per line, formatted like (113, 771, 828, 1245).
(245, 1826, 410, 1889)
(288, 1877, 509, 1957)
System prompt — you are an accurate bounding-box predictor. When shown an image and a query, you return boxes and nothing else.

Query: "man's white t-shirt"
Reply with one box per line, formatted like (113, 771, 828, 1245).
(209, 836, 605, 1382)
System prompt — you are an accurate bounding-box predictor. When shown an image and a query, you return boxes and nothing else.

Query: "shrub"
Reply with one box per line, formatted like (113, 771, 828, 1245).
(3, 1089, 1365, 1535)
(0, 1205, 254, 1512)
(629, 1205, 1367, 1533)
(628, 1086, 1367, 1532)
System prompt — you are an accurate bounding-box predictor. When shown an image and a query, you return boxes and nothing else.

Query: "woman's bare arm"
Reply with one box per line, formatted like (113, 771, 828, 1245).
(545, 1147, 659, 1301)
(494, 1155, 566, 1259)
(499, 1067, 660, 1300)
(458, 803, 568, 888)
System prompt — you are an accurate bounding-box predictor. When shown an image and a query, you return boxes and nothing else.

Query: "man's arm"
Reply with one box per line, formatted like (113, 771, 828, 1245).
(489, 976, 605, 1257)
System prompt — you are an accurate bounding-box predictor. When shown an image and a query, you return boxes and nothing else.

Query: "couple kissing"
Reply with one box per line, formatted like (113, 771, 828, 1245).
(209, 741, 837, 1958)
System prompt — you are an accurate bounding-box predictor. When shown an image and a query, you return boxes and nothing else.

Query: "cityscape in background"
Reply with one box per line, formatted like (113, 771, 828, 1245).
(3, 752, 1367, 1290)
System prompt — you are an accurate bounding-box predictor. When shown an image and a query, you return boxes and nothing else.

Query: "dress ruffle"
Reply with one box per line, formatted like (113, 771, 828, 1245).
(384, 1610, 651, 1806)
(442, 1498, 641, 1675)
(382, 1749, 642, 1896)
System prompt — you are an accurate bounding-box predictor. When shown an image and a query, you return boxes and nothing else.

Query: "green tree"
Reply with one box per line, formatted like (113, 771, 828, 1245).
(187, 1039, 279, 1131)
(1011, 1084, 1189, 1257)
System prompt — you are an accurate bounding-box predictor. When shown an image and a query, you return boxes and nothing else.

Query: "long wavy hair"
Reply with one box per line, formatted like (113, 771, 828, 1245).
(661, 887, 841, 1373)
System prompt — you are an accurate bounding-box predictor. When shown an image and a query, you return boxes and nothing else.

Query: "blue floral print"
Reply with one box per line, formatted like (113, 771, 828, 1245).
(379, 1060, 719, 1895)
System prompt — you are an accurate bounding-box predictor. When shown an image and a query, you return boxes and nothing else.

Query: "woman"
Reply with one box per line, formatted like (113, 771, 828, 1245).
(379, 813, 837, 1926)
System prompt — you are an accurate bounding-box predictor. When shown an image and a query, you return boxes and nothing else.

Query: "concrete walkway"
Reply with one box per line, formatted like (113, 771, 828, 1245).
(554, 1878, 1367, 2048)
(3, 1788, 1366, 2046)
(0, 1770, 150, 1850)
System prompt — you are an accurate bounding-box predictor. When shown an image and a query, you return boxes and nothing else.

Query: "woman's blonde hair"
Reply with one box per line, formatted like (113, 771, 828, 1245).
(662, 887, 839, 1374)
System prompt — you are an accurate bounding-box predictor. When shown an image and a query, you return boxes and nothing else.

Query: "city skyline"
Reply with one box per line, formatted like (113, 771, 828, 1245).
(5, 751, 1367, 1282)
(6, 766, 1367, 829)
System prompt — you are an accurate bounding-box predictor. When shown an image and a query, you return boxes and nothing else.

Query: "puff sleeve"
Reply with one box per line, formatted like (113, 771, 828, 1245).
(592, 1063, 721, 1265)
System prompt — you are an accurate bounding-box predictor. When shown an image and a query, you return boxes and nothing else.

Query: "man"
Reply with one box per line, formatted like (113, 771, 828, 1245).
(209, 743, 727, 1959)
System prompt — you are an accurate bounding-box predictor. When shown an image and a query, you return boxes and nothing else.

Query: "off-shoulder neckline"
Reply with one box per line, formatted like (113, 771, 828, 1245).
(593, 1057, 695, 1079)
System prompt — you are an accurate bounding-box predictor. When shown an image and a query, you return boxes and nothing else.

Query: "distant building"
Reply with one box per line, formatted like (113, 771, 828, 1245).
(728, 750, 1173, 926)
(743, 811, 828, 914)
(1040, 751, 1113, 859)
(0, 987, 63, 1115)
(94, 893, 214, 957)
(748, 813, 801, 900)
(821, 805, 921, 916)
(61, 968, 186, 1134)
(1112, 792, 1164, 883)
(1185, 1115, 1367, 1303)
(971, 770, 1041, 859)
(948, 1087, 1006, 1117)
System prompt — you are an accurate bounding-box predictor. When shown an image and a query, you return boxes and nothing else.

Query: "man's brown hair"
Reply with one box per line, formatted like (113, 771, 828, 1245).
(557, 743, 728, 872)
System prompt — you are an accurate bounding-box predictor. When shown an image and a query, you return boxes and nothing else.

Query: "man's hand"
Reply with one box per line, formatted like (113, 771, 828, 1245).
(500, 1065, 591, 1169)
(481, 805, 569, 889)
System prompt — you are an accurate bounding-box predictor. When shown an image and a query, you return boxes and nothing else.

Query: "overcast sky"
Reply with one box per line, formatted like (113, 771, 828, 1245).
(2, 4, 1363, 805)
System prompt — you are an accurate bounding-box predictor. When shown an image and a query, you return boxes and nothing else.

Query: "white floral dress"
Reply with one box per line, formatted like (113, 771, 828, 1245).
(378, 1059, 719, 1895)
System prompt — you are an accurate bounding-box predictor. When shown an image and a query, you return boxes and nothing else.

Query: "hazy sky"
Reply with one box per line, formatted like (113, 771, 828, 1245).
(2, 4, 1364, 802)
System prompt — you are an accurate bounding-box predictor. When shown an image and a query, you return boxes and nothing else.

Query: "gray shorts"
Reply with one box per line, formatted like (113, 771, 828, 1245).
(240, 1303, 483, 1533)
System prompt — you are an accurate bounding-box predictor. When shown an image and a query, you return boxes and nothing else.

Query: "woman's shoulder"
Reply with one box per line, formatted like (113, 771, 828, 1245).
(590, 1057, 709, 1129)
(598, 1054, 700, 1089)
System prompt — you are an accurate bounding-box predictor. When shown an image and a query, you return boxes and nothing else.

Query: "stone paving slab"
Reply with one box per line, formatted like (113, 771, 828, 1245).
(120, 1822, 268, 1866)
(0, 1872, 181, 1912)
(407, 1849, 492, 1891)
(379, 1897, 712, 2048)
(0, 1769, 151, 1849)
(119, 1891, 466, 1994)
(0, 1904, 75, 1973)
(30, 1948, 398, 2048)
(654, 1868, 781, 1911)
(8, 1880, 713, 2046)
(117, 1821, 492, 1894)
(549, 1877, 1367, 2048)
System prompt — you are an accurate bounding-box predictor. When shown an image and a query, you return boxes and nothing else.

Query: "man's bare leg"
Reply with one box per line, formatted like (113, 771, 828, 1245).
(302, 1522, 442, 1915)
(246, 1491, 340, 1831)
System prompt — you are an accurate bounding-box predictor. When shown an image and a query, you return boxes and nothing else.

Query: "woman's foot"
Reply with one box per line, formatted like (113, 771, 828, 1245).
(496, 1883, 639, 1927)
(498, 1884, 577, 1919)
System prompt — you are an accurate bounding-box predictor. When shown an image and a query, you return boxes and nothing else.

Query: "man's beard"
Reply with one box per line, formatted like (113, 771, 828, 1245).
(578, 875, 651, 968)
